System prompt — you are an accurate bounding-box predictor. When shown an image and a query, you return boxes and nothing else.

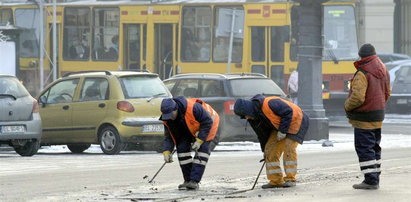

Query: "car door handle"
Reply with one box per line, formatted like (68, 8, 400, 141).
(98, 103, 106, 108)
(62, 105, 69, 110)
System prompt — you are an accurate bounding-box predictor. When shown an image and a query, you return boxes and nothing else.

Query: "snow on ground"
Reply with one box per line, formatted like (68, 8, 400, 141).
(37, 131, 411, 154)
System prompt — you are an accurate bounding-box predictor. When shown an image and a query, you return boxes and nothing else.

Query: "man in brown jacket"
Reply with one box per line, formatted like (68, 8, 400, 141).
(345, 43, 390, 190)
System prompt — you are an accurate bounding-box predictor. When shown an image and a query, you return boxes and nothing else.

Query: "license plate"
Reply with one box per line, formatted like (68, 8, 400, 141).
(142, 124, 164, 133)
(1, 125, 26, 133)
(397, 99, 407, 104)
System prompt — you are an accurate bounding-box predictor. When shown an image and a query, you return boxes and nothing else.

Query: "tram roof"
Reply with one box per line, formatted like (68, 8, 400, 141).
(0, 0, 357, 6)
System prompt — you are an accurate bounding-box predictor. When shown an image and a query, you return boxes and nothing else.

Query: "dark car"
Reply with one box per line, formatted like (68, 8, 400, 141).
(163, 73, 286, 143)
(378, 53, 411, 64)
(388, 65, 411, 113)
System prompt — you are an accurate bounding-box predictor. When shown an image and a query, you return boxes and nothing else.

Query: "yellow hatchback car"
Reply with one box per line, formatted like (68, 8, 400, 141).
(37, 71, 170, 154)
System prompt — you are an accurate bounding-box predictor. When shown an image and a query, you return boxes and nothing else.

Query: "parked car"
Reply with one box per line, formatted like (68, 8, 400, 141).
(37, 71, 171, 154)
(385, 59, 411, 85)
(163, 73, 287, 143)
(0, 74, 42, 156)
(378, 53, 411, 64)
(388, 65, 411, 113)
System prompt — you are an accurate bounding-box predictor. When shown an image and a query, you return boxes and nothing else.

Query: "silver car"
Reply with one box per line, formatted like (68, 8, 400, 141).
(0, 75, 42, 156)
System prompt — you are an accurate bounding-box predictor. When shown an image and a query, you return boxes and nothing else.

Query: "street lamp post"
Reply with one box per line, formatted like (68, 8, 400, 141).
(294, 0, 329, 141)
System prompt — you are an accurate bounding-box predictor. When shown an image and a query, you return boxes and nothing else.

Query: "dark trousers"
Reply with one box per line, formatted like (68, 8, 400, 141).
(176, 138, 210, 182)
(354, 128, 382, 185)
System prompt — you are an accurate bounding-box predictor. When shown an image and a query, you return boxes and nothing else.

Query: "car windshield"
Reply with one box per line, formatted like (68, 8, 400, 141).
(229, 78, 285, 97)
(395, 66, 411, 84)
(119, 76, 169, 99)
(0, 77, 29, 98)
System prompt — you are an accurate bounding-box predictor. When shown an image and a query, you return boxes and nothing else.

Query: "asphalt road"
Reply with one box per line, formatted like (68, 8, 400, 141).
(1, 120, 411, 201)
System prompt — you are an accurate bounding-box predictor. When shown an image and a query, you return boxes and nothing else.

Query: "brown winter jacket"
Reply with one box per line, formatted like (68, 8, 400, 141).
(344, 55, 390, 129)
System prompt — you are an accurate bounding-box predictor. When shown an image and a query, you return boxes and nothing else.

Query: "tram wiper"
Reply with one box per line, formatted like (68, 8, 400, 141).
(0, 94, 17, 100)
(146, 93, 166, 102)
(327, 48, 339, 64)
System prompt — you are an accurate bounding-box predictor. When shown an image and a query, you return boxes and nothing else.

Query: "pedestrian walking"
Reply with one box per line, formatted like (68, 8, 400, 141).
(160, 96, 219, 190)
(345, 43, 390, 190)
(233, 94, 309, 189)
(288, 68, 299, 104)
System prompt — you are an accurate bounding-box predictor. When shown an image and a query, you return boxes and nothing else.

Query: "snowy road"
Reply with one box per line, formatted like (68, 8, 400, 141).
(1, 119, 411, 201)
(1, 147, 411, 202)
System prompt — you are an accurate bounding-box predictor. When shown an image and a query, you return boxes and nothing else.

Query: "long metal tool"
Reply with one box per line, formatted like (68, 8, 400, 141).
(148, 150, 176, 183)
(251, 161, 266, 190)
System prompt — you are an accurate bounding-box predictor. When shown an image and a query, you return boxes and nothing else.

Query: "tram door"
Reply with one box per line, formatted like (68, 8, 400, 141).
(154, 23, 176, 80)
(123, 24, 145, 71)
(249, 26, 289, 89)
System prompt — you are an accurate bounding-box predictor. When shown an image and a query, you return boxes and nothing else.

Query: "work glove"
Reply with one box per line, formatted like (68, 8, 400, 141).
(163, 150, 173, 163)
(277, 131, 287, 141)
(260, 152, 266, 162)
(191, 138, 204, 151)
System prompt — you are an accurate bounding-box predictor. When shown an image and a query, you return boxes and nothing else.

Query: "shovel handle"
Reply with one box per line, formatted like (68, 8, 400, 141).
(251, 161, 266, 190)
(148, 149, 176, 183)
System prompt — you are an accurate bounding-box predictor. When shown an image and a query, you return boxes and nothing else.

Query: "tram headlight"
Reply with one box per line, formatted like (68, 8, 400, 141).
(344, 80, 351, 91)
(322, 80, 330, 92)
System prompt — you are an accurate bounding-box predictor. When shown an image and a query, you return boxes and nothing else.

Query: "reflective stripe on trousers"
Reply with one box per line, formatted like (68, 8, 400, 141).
(264, 131, 299, 185)
(354, 128, 381, 185)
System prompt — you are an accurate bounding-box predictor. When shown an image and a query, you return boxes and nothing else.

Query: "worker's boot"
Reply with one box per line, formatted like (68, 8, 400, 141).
(261, 183, 285, 189)
(178, 181, 190, 190)
(186, 180, 199, 190)
(283, 181, 296, 187)
(352, 182, 379, 190)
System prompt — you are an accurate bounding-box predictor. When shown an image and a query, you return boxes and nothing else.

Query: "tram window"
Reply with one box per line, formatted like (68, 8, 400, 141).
(251, 27, 265, 62)
(181, 6, 212, 62)
(92, 8, 119, 61)
(252, 65, 265, 75)
(63, 7, 90, 61)
(323, 6, 358, 61)
(15, 8, 40, 58)
(213, 6, 244, 63)
(0, 8, 13, 26)
(271, 26, 289, 62)
(125, 24, 140, 70)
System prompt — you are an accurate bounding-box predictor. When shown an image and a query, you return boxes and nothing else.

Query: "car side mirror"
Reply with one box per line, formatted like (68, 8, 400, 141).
(398, 77, 405, 83)
(39, 96, 47, 107)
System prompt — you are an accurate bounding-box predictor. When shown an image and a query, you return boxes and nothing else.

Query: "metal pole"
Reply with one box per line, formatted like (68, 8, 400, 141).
(52, 0, 57, 81)
(148, 150, 176, 183)
(295, 0, 329, 140)
(226, 9, 236, 73)
(38, 0, 44, 90)
(251, 161, 266, 190)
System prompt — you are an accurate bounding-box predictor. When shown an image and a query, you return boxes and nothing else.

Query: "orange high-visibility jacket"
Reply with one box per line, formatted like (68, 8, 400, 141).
(261, 96, 304, 135)
(185, 98, 220, 141)
(164, 98, 219, 144)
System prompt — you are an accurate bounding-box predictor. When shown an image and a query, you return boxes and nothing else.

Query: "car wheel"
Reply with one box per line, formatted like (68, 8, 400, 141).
(67, 144, 91, 154)
(14, 140, 40, 157)
(99, 126, 124, 155)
